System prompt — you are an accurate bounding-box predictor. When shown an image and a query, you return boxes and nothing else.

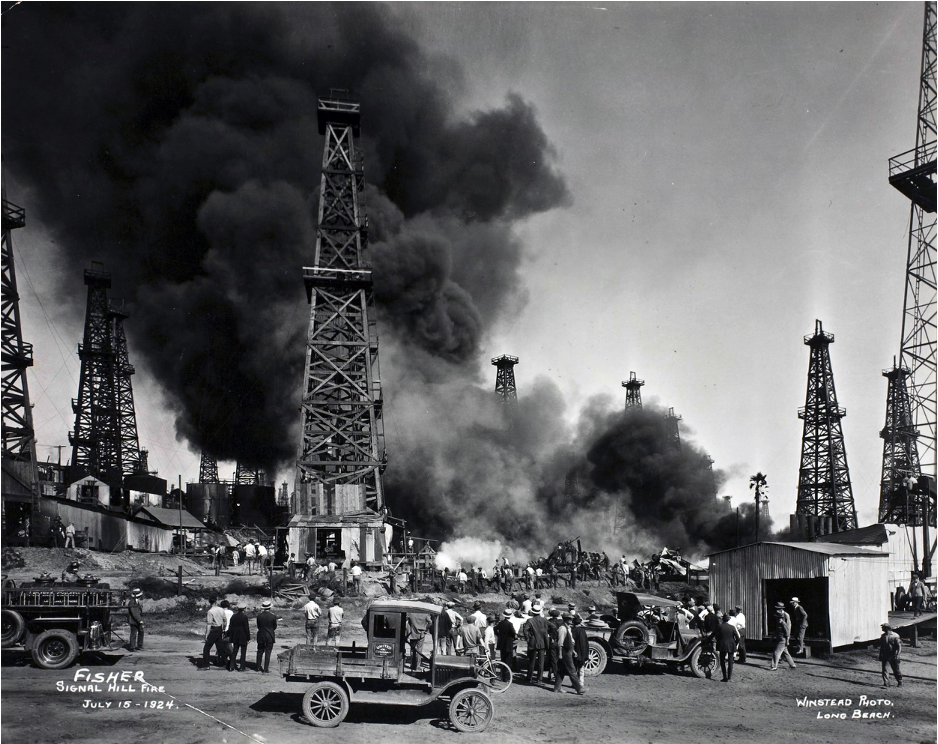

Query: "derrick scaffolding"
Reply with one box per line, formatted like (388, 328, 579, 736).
(295, 90, 386, 515)
(879, 3, 937, 535)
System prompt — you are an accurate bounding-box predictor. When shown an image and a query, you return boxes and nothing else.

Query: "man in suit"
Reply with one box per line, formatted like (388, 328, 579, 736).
(524, 601, 550, 685)
(571, 615, 590, 688)
(495, 608, 517, 681)
(789, 597, 808, 654)
(770, 602, 797, 670)
(255, 599, 278, 673)
(715, 613, 740, 682)
(127, 588, 145, 651)
(227, 602, 251, 672)
(553, 613, 584, 695)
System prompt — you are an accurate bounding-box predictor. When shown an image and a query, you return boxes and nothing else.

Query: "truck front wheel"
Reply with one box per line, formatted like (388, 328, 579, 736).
(31, 629, 79, 670)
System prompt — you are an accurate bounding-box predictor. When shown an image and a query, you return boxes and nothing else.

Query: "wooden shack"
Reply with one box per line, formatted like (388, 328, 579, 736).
(708, 541, 890, 651)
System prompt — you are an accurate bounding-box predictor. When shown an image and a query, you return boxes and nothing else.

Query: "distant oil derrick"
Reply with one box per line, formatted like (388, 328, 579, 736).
(492, 354, 519, 406)
(794, 320, 857, 532)
(622, 371, 644, 410)
(110, 301, 142, 478)
(199, 452, 220, 484)
(295, 89, 386, 515)
(666, 407, 682, 451)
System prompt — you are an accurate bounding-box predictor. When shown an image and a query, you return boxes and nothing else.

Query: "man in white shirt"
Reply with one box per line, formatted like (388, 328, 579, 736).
(728, 605, 747, 663)
(243, 542, 256, 575)
(257, 543, 269, 573)
(200, 597, 228, 669)
(65, 522, 77, 548)
(304, 553, 316, 580)
(470, 601, 487, 628)
(350, 561, 363, 595)
(327, 600, 344, 647)
(304, 595, 322, 647)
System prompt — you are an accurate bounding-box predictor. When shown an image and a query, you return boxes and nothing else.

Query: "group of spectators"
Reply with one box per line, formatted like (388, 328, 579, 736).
(199, 596, 281, 673)
(407, 592, 596, 695)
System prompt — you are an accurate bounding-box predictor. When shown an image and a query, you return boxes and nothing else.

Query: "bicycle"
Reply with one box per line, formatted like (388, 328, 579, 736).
(471, 654, 512, 694)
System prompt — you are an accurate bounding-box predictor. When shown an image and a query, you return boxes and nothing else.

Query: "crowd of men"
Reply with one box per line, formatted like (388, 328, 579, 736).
(198, 595, 283, 672)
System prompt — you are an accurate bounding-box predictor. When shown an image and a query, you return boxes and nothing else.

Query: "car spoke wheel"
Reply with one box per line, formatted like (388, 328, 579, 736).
(449, 688, 494, 733)
(583, 640, 608, 676)
(302, 681, 349, 728)
(31, 629, 79, 670)
(690, 645, 717, 679)
(477, 660, 512, 693)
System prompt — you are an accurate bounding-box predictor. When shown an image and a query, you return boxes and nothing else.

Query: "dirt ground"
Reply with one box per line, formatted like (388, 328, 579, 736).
(2, 594, 935, 744)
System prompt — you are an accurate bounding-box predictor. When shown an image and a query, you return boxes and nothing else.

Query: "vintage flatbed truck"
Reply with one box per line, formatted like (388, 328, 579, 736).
(1, 583, 129, 669)
(582, 592, 718, 679)
(279, 599, 495, 732)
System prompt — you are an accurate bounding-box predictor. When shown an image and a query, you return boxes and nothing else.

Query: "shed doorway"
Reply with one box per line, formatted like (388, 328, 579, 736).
(763, 578, 830, 644)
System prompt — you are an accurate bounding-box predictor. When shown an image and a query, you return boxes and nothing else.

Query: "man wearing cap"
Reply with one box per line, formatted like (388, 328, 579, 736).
(256, 599, 278, 673)
(407, 611, 433, 672)
(470, 601, 487, 629)
(727, 606, 747, 663)
(571, 615, 590, 688)
(444, 601, 463, 654)
(459, 615, 485, 657)
(770, 601, 797, 670)
(789, 598, 808, 655)
(128, 588, 145, 651)
(546, 607, 563, 684)
(495, 608, 517, 681)
(525, 600, 549, 684)
(553, 613, 585, 694)
(878, 623, 902, 687)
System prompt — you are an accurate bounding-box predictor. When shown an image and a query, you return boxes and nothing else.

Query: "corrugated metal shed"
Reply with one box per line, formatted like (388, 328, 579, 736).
(709, 541, 889, 649)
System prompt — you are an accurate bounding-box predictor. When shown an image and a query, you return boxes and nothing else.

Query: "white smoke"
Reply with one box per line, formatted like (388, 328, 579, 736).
(434, 536, 530, 572)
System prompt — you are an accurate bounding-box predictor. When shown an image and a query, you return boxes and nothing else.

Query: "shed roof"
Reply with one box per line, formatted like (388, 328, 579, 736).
(815, 524, 889, 547)
(138, 506, 205, 530)
(709, 540, 884, 558)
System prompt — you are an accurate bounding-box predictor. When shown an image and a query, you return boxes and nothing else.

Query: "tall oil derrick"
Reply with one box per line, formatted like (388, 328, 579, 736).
(69, 266, 122, 492)
(199, 452, 219, 483)
(295, 89, 386, 515)
(795, 320, 857, 532)
(665, 407, 682, 450)
(879, 1, 937, 531)
(879, 362, 923, 523)
(492, 354, 519, 406)
(622, 371, 644, 410)
(707, 456, 718, 498)
(1, 193, 40, 520)
(109, 302, 142, 477)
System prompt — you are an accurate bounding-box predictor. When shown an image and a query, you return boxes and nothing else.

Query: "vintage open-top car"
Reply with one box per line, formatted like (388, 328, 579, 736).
(582, 592, 718, 678)
(279, 599, 496, 732)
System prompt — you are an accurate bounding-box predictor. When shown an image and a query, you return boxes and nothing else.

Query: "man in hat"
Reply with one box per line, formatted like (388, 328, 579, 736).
(525, 600, 550, 684)
(553, 613, 585, 694)
(789, 597, 808, 655)
(255, 599, 278, 673)
(770, 602, 797, 670)
(495, 607, 517, 680)
(227, 602, 250, 672)
(715, 612, 740, 682)
(128, 588, 145, 651)
(459, 615, 485, 657)
(546, 607, 563, 683)
(878, 623, 902, 687)
(200, 596, 227, 669)
(470, 601, 487, 629)
(571, 615, 590, 688)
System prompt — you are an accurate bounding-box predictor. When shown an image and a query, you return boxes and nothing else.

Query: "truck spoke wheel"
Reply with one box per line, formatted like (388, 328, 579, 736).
(302, 681, 349, 728)
(449, 688, 494, 733)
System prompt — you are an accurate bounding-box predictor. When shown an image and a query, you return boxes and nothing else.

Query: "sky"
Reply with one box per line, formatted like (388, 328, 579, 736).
(3, 2, 930, 532)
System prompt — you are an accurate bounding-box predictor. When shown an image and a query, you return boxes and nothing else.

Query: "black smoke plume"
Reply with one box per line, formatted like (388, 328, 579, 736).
(1, 3, 568, 469)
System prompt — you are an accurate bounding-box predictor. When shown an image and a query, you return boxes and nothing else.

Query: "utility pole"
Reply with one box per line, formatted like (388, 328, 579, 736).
(750, 472, 767, 543)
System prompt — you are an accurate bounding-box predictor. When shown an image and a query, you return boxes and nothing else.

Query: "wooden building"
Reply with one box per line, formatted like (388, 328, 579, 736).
(708, 541, 889, 651)
(285, 509, 386, 570)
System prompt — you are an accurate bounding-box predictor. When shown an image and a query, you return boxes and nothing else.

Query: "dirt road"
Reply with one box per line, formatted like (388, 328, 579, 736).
(2, 617, 934, 744)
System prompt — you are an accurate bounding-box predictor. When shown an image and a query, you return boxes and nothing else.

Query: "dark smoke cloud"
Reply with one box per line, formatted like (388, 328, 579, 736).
(2, 3, 568, 469)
